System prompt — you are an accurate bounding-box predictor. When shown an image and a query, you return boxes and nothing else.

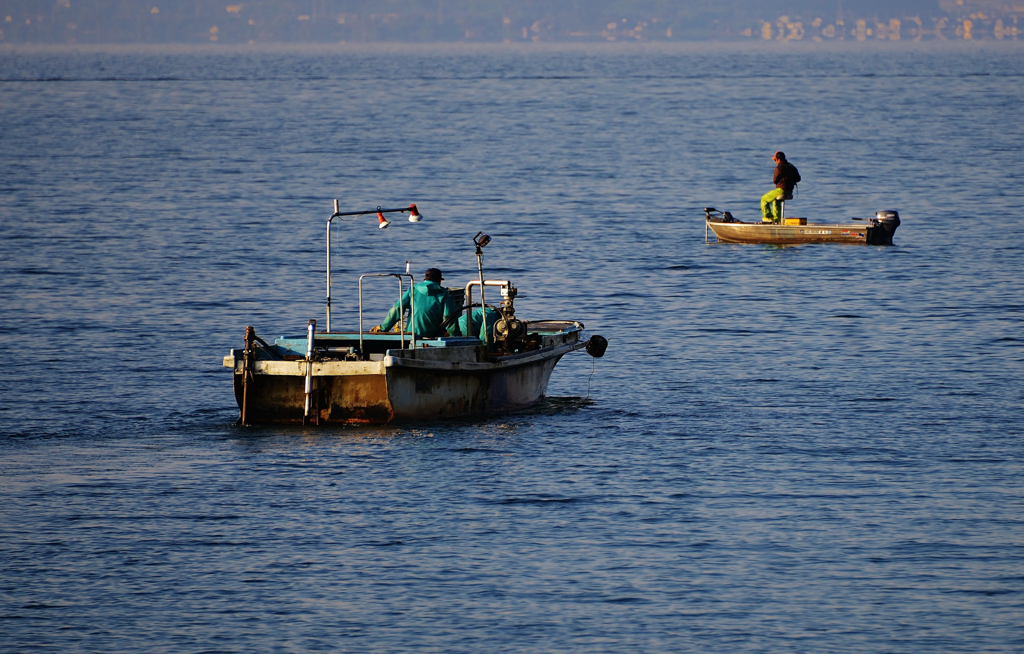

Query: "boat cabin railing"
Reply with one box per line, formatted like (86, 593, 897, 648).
(464, 279, 514, 340)
(359, 273, 416, 358)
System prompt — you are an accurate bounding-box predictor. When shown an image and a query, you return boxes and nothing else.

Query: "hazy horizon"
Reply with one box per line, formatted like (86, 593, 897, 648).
(0, 0, 1020, 44)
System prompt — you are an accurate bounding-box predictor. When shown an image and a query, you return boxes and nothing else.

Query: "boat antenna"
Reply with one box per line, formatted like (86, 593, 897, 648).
(473, 232, 491, 348)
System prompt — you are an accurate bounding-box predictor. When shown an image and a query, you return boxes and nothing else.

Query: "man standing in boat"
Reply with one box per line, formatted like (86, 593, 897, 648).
(761, 151, 801, 223)
(370, 268, 459, 338)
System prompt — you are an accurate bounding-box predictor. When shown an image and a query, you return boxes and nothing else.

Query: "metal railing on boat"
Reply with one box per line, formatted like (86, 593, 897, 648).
(358, 273, 416, 357)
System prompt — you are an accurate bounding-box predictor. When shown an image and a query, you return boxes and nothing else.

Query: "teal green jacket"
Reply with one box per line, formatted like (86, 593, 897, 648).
(377, 281, 458, 338)
(458, 307, 502, 342)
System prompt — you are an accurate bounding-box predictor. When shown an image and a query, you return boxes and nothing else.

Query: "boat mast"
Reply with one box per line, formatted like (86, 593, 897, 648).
(473, 232, 491, 349)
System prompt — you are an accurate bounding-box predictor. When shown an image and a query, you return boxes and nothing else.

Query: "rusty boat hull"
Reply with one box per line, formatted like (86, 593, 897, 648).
(705, 209, 900, 245)
(224, 322, 590, 425)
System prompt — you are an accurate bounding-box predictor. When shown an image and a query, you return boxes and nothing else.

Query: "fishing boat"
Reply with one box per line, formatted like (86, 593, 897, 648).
(222, 201, 608, 426)
(704, 207, 901, 245)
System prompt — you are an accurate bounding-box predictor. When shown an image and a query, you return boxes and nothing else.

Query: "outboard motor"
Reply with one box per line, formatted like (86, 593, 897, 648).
(867, 210, 900, 245)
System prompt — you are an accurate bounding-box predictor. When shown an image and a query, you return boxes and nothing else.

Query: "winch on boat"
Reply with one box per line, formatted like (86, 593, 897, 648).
(222, 200, 607, 426)
(704, 207, 901, 245)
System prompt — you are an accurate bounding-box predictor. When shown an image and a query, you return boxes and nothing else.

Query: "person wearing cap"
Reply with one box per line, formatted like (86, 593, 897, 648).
(761, 151, 801, 223)
(370, 268, 459, 338)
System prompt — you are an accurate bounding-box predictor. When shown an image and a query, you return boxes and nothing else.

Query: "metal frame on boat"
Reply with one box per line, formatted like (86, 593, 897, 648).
(704, 207, 901, 245)
(223, 200, 607, 426)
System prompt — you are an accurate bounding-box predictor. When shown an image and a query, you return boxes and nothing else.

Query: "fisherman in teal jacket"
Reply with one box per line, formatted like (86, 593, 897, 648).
(370, 268, 458, 338)
(458, 306, 502, 343)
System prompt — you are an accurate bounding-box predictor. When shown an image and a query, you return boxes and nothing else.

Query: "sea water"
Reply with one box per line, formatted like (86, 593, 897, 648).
(2, 42, 1023, 652)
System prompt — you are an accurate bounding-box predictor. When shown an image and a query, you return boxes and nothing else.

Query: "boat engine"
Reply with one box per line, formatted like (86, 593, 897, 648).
(866, 210, 901, 245)
(492, 283, 536, 354)
(495, 317, 526, 341)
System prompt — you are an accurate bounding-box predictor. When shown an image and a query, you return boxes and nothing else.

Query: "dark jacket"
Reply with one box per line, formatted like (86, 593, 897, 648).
(773, 161, 801, 195)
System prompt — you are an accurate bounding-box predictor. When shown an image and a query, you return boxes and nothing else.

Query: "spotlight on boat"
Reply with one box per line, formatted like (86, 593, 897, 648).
(376, 207, 390, 230)
(473, 232, 491, 249)
(407, 204, 423, 223)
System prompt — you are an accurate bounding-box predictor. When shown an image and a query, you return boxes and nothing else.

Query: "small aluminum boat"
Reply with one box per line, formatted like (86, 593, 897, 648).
(704, 207, 900, 245)
(223, 202, 607, 426)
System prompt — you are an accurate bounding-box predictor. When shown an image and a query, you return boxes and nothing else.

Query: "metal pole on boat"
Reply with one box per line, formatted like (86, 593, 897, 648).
(403, 274, 411, 350)
(328, 199, 425, 351)
(404, 261, 415, 351)
(326, 200, 340, 333)
(358, 276, 364, 358)
(473, 232, 491, 349)
(241, 325, 255, 426)
(304, 319, 315, 425)
(391, 273, 417, 350)
(397, 276, 405, 350)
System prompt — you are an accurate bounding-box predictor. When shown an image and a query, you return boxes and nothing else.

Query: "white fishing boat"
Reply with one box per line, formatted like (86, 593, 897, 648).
(222, 201, 607, 425)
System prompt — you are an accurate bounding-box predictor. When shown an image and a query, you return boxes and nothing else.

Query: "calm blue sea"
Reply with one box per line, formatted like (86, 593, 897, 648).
(2, 42, 1024, 652)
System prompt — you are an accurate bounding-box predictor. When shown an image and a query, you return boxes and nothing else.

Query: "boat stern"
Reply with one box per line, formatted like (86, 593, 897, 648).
(866, 210, 900, 245)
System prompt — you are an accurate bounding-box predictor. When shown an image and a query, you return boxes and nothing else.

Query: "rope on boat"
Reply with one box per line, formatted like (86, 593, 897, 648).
(586, 356, 596, 400)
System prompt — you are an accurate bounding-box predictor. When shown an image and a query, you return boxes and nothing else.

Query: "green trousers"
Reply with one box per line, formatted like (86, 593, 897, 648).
(761, 187, 785, 222)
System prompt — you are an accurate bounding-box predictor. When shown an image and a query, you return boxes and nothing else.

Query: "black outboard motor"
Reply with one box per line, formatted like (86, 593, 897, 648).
(866, 210, 900, 245)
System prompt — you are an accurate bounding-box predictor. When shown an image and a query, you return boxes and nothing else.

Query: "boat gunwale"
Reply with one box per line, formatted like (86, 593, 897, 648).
(227, 336, 586, 376)
(706, 219, 877, 245)
(386, 341, 584, 372)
